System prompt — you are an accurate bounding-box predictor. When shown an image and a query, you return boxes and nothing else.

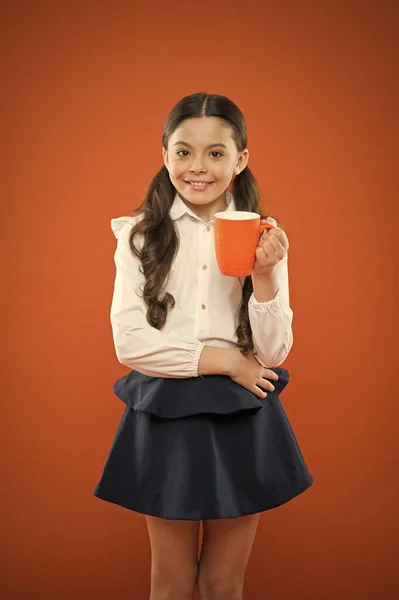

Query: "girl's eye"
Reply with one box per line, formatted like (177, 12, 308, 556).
(176, 150, 223, 158)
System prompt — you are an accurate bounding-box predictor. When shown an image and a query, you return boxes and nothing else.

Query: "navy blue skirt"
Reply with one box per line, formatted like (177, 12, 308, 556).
(94, 368, 313, 520)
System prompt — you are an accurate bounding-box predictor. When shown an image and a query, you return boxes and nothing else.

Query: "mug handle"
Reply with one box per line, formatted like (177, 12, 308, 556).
(259, 221, 275, 234)
(260, 216, 278, 234)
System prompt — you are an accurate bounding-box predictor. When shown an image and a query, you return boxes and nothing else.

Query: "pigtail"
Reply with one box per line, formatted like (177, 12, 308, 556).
(129, 166, 178, 329)
(232, 169, 258, 355)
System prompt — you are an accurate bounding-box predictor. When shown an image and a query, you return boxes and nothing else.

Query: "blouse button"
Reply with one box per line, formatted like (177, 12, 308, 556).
(206, 225, 210, 231)
(201, 303, 206, 310)
(191, 217, 196, 222)
(202, 264, 208, 270)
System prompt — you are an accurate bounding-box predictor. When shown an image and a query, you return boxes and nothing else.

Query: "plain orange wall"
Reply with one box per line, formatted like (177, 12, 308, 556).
(1, 1, 398, 599)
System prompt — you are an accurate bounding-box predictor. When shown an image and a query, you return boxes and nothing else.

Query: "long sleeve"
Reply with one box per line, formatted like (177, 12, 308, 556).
(110, 219, 204, 378)
(248, 252, 293, 367)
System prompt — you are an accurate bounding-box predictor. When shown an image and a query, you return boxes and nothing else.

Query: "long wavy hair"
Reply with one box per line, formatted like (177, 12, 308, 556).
(128, 92, 280, 356)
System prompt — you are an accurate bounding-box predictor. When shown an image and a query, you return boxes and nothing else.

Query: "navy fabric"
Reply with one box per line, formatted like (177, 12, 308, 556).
(94, 368, 313, 520)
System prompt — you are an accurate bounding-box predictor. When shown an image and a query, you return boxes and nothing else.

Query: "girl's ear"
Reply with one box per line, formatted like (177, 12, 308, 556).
(234, 148, 249, 174)
(162, 147, 169, 169)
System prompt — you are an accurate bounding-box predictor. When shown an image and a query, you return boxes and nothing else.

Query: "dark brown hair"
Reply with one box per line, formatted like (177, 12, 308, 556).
(128, 92, 279, 356)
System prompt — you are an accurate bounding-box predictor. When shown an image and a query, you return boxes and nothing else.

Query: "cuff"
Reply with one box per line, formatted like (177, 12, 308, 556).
(190, 341, 206, 378)
(248, 287, 282, 312)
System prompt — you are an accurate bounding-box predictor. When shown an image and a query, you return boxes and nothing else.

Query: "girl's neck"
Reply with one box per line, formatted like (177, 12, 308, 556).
(181, 192, 228, 223)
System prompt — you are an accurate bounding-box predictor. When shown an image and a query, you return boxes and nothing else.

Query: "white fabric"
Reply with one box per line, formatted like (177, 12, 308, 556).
(110, 192, 293, 378)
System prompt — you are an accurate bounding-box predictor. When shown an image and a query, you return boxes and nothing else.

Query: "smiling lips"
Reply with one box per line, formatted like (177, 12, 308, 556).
(186, 181, 214, 189)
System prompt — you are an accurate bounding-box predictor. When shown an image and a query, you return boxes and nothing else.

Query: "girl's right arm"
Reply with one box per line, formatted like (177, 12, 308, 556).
(110, 219, 204, 378)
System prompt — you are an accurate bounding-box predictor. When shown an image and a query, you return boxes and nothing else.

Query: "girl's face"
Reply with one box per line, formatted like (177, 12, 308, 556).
(163, 116, 249, 214)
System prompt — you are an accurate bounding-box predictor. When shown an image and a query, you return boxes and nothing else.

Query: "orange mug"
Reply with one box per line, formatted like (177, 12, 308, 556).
(214, 211, 276, 276)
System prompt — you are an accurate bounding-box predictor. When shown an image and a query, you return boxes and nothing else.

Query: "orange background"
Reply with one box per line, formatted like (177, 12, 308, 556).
(1, 1, 398, 599)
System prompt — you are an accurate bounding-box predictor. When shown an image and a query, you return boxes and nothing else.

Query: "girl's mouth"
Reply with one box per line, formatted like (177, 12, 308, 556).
(185, 181, 214, 191)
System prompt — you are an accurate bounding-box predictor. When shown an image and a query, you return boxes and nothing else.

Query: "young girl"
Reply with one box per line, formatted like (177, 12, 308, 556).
(94, 92, 313, 600)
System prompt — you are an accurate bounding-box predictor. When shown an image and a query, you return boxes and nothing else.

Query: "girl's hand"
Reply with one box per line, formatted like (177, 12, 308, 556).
(253, 220, 289, 276)
(228, 349, 279, 399)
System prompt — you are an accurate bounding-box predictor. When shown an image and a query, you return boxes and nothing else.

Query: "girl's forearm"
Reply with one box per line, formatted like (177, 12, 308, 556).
(198, 346, 238, 377)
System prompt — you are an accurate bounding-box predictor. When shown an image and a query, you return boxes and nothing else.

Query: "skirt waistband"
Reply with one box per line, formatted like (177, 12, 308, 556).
(112, 368, 289, 419)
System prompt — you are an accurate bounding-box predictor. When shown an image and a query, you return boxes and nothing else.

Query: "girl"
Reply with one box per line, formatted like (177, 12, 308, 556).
(94, 92, 313, 600)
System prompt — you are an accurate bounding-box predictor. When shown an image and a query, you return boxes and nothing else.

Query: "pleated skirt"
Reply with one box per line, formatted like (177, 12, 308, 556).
(93, 368, 313, 520)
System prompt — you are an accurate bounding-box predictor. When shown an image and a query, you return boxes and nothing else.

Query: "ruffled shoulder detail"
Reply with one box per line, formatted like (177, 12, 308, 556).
(112, 368, 290, 419)
(110, 215, 143, 239)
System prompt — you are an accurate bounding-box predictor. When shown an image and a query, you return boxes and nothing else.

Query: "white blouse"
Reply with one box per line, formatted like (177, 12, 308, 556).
(110, 192, 293, 378)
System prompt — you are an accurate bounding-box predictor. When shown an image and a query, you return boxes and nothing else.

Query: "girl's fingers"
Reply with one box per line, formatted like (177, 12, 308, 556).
(260, 230, 286, 252)
(263, 236, 283, 255)
(262, 228, 289, 251)
(263, 378, 276, 392)
(263, 368, 279, 381)
(254, 385, 267, 399)
(258, 377, 275, 393)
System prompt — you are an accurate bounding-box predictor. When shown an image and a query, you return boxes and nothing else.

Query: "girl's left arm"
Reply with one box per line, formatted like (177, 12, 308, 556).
(249, 252, 293, 367)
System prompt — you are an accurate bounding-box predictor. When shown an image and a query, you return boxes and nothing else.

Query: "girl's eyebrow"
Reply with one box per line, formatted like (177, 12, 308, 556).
(173, 141, 228, 149)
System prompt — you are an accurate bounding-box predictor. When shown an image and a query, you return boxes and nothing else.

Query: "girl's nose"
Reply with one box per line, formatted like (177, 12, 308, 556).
(189, 159, 206, 173)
